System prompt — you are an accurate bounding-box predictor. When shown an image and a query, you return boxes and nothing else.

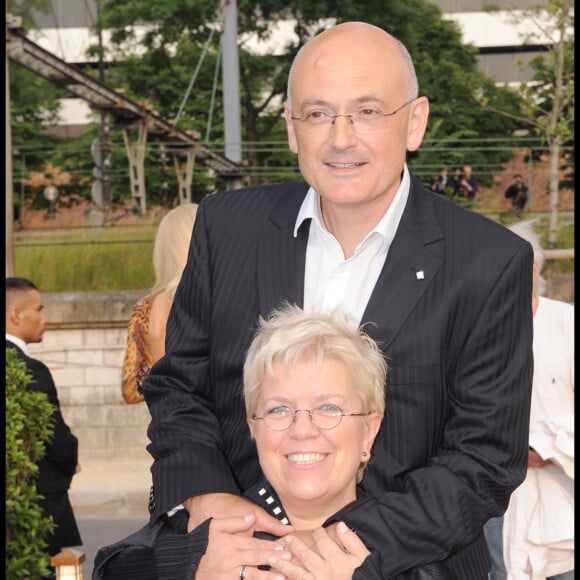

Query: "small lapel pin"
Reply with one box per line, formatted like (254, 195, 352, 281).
(416, 270, 425, 280)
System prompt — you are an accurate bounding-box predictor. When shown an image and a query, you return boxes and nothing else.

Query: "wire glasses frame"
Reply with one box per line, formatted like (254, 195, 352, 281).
(290, 98, 415, 135)
(252, 405, 370, 431)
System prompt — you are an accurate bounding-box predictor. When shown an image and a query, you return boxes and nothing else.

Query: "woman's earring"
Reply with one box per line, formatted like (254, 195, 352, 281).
(361, 451, 368, 457)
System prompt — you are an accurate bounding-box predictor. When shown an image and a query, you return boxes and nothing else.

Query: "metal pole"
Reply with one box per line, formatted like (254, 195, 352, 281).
(220, 0, 242, 163)
(96, 0, 111, 207)
(6, 54, 15, 277)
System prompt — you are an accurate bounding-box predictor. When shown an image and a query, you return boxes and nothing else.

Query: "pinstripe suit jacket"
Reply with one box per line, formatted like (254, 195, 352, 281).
(142, 174, 533, 578)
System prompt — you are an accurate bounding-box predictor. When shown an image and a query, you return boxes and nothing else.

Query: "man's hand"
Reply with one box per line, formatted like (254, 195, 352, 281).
(267, 522, 371, 580)
(195, 515, 291, 579)
(528, 448, 553, 469)
(184, 493, 294, 536)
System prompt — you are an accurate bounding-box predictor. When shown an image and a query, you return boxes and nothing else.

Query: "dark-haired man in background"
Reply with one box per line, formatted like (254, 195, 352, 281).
(6, 277, 82, 562)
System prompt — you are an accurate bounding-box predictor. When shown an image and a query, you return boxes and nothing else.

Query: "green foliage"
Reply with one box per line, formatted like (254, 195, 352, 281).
(5, 348, 56, 578)
(479, 0, 574, 195)
(9, 0, 564, 198)
(7, 0, 52, 30)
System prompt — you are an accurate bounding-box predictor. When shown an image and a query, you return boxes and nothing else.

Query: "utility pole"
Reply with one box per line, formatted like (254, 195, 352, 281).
(6, 16, 19, 277)
(220, 0, 242, 165)
(96, 0, 111, 208)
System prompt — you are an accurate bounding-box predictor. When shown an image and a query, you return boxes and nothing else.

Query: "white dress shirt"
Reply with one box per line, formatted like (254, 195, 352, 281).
(294, 165, 411, 324)
(6, 333, 31, 356)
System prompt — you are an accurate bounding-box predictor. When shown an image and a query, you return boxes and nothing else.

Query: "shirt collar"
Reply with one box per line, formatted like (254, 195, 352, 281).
(6, 334, 31, 357)
(294, 164, 411, 242)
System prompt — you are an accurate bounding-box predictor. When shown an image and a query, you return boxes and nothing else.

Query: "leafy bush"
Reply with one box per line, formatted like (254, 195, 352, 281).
(6, 348, 56, 578)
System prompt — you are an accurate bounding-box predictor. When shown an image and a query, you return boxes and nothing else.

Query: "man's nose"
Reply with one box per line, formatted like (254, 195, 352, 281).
(328, 115, 358, 145)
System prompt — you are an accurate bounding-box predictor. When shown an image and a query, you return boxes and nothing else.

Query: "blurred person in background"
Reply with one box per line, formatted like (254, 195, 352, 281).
(429, 167, 448, 195)
(451, 164, 478, 200)
(484, 221, 574, 580)
(6, 277, 83, 565)
(504, 174, 530, 217)
(121, 202, 198, 404)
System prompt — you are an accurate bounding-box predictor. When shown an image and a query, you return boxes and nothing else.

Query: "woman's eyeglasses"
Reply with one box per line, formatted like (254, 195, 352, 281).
(253, 403, 370, 431)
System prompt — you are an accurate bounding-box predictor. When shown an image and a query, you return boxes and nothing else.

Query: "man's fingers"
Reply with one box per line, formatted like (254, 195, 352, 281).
(334, 522, 371, 559)
(281, 534, 322, 569)
(211, 514, 257, 534)
(198, 523, 291, 579)
(185, 493, 295, 536)
(267, 558, 310, 580)
(253, 509, 295, 537)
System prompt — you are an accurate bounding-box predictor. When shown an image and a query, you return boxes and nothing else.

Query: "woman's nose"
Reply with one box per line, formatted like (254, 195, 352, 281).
(290, 410, 317, 434)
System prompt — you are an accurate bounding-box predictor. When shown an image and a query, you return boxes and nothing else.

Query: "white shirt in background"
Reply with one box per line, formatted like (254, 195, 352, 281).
(503, 296, 574, 579)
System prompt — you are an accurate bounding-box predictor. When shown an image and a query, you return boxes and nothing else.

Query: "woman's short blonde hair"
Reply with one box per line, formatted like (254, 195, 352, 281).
(152, 203, 198, 300)
(243, 303, 387, 419)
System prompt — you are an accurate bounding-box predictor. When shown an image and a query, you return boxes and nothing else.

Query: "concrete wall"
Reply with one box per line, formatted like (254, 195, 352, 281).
(27, 277, 574, 457)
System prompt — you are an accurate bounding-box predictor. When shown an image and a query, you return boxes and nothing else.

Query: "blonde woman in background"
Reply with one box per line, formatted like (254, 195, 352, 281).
(121, 203, 198, 404)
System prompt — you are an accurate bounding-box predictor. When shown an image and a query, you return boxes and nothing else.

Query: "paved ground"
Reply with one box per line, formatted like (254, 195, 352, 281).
(67, 447, 153, 576)
(69, 447, 153, 517)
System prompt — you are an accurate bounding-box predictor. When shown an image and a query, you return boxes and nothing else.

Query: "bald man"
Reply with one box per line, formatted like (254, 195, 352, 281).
(6, 277, 82, 559)
(104, 22, 533, 579)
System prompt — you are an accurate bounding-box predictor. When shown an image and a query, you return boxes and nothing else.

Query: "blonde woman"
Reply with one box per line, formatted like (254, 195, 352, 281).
(121, 203, 197, 404)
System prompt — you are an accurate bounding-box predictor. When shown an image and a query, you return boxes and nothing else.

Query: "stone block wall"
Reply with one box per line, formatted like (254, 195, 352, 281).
(28, 289, 151, 453)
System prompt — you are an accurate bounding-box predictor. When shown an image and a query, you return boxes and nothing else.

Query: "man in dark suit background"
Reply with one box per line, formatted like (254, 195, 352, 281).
(142, 22, 534, 579)
(6, 277, 82, 560)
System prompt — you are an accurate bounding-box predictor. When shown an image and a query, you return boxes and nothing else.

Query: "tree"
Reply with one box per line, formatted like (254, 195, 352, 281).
(479, 0, 574, 247)
(6, 347, 56, 578)
(7, 0, 52, 28)
(94, 0, 524, 190)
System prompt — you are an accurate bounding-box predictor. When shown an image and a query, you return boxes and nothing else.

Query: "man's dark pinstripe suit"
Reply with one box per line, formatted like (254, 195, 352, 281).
(142, 175, 534, 579)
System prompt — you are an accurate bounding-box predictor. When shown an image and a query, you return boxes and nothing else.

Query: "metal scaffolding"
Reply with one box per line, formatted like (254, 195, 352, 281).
(6, 14, 244, 214)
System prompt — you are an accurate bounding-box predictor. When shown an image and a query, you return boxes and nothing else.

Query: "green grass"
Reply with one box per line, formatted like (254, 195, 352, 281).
(14, 226, 156, 292)
(534, 216, 575, 275)
(12, 215, 574, 292)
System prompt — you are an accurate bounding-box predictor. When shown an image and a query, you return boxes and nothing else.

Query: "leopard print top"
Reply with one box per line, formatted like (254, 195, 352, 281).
(121, 292, 159, 404)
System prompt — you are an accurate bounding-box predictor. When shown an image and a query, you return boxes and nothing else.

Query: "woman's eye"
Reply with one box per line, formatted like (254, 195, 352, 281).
(267, 405, 292, 416)
(316, 403, 342, 414)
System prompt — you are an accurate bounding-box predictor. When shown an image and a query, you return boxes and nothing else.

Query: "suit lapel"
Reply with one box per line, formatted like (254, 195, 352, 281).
(257, 186, 309, 315)
(255, 177, 444, 346)
(363, 179, 444, 349)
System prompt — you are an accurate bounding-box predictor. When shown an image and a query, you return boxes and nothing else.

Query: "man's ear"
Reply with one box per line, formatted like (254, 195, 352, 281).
(284, 102, 299, 154)
(406, 96, 429, 152)
(7, 306, 20, 327)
